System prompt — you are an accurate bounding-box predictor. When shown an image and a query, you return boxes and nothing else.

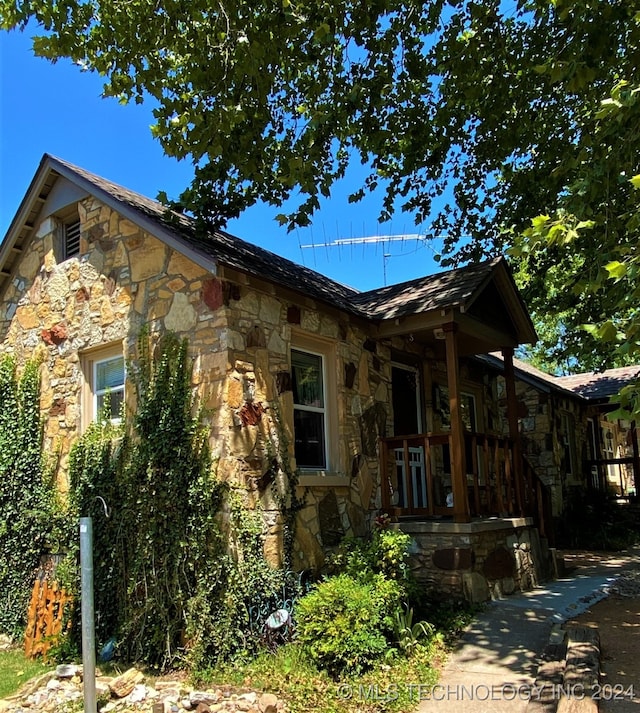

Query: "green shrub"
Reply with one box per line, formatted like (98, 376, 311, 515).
(296, 574, 392, 677)
(332, 528, 411, 580)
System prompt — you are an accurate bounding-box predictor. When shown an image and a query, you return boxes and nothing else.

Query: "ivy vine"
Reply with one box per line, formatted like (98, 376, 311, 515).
(65, 331, 305, 671)
(266, 398, 306, 571)
(0, 355, 57, 639)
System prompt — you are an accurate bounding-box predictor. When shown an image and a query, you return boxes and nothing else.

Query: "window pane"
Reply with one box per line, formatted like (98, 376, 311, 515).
(461, 394, 476, 432)
(96, 357, 125, 391)
(294, 410, 326, 469)
(97, 389, 124, 421)
(292, 350, 324, 407)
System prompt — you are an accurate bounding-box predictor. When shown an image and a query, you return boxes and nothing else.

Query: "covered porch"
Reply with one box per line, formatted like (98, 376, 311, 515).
(356, 258, 554, 565)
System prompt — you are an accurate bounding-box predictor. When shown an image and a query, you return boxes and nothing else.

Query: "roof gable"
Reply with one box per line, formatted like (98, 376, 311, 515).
(353, 257, 537, 345)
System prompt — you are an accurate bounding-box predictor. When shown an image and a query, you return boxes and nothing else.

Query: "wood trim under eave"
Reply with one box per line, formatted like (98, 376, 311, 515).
(456, 312, 519, 351)
(0, 161, 56, 274)
(375, 310, 456, 339)
(462, 259, 537, 345)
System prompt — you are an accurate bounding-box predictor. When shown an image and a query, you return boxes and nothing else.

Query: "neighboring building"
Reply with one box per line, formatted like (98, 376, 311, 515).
(0, 155, 635, 603)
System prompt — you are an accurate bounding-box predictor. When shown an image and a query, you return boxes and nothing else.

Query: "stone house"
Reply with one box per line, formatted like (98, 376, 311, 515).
(2, 154, 631, 603)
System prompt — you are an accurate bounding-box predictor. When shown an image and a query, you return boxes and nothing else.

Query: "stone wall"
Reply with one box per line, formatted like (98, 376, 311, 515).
(493, 377, 590, 516)
(399, 518, 548, 603)
(0, 193, 418, 572)
(0, 196, 230, 487)
(212, 264, 422, 571)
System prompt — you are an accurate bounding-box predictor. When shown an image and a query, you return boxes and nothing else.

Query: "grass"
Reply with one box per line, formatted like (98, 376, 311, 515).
(0, 648, 50, 699)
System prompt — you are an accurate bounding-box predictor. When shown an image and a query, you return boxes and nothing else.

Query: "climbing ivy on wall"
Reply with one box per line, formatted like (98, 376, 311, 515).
(0, 356, 57, 638)
(65, 330, 308, 670)
(68, 332, 222, 669)
(122, 331, 222, 667)
(267, 399, 305, 571)
(67, 416, 124, 648)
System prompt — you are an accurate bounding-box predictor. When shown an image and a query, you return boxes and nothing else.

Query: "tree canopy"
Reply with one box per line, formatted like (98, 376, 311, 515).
(2, 0, 640, 379)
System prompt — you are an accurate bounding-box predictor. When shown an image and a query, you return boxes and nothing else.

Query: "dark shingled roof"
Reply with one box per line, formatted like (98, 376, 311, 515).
(556, 366, 640, 401)
(479, 353, 640, 403)
(1, 155, 527, 331)
(47, 156, 363, 317)
(476, 352, 581, 399)
(352, 258, 501, 319)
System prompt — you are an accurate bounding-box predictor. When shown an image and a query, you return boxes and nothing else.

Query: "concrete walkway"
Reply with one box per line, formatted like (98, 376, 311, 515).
(416, 549, 639, 713)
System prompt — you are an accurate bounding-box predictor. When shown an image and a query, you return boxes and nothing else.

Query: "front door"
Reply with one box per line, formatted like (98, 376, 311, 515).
(391, 365, 427, 509)
(391, 364, 422, 436)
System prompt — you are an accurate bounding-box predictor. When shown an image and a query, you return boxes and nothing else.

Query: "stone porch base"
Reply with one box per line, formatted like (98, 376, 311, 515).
(395, 517, 551, 603)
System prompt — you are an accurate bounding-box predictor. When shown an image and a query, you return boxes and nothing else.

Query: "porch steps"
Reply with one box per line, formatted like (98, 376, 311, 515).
(527, 626, 600, 713)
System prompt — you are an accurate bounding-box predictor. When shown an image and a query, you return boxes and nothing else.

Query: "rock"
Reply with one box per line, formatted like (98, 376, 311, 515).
(181, 699, 193, 710)
(238, 693, 257, 705)
(195, 703, 211, 713)
(258, 693, 279, 713)
(95, 680, 111, 699)
(158, 688, 180, 701)
(128, 683, 147, 703)
(13, 672, 56, 699)
(189, 691, 219, 706)
(108, 667, 144, 698)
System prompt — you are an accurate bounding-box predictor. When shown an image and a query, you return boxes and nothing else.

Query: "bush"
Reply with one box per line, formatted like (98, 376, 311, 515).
(0, 356, 59, 639)
(296, 574, 395, 677)
(330, 527, 417, 602)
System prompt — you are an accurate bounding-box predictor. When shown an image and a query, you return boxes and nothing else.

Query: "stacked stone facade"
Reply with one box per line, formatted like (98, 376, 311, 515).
(0, 194, 418, 572)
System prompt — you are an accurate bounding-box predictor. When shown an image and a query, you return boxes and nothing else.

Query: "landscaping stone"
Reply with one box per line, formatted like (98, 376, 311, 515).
(1, 666, 287, 713)
(109, 668, 144, 698)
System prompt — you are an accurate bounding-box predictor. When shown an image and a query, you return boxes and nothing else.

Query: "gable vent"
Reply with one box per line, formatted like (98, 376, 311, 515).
(64, 219, 81, 259)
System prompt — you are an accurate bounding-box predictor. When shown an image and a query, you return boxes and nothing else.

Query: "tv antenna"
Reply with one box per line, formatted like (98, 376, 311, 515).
(299, 233, 443, 285)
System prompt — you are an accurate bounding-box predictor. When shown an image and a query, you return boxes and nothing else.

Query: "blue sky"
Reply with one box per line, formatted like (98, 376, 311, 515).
(0, 28, 444, 292)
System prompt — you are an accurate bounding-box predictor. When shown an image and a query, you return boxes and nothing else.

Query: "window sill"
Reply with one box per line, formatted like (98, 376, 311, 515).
(298, 472, 350, 488)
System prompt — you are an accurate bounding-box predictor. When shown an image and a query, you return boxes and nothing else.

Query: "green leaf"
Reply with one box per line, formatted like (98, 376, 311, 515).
(605, 261, 627, 279)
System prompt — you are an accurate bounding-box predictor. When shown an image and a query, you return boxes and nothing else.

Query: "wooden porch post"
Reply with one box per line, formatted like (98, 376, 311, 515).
(444, 323, 470, 523)
(502, 348, 524, 515)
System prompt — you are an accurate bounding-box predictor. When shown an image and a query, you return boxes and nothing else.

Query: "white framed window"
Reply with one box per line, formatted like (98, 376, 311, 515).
(436, 386, 478, 432)
(292, 348, 328, 470)
(94, 355, 125, 422)
(290, 332, 341, 482)
(81, 345, 125, 429)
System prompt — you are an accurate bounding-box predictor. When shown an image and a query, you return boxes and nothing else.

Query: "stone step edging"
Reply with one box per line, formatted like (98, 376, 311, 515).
(527, 626, 600, 713)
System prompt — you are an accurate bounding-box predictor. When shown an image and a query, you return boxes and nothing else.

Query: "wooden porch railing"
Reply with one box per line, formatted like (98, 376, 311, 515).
(380, 433, 553, 541)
